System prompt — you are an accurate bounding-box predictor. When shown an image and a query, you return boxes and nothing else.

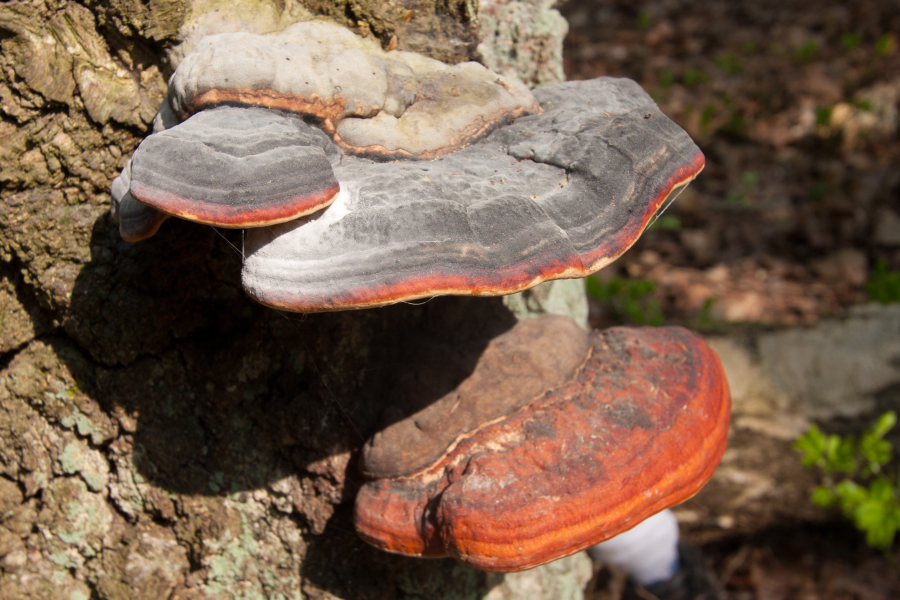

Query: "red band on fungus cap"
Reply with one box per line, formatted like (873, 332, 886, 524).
(353, 317, 730, 572)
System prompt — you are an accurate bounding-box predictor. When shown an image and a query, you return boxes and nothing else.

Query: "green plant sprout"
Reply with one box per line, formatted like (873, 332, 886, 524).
(796, 39, 818, 60)
(714, 53, 742, 75)
(658, 69, 674, 88)
(585, 276, 664, 326)
(682, 69, 709, 87)
(700, 103, 717, 132)
(815, 105, 833, 127)
(794, 411, 900, 554)
(692, 297, 717, 329)
(647, 214, 681, 231)
(637, 10, 652, 30)
(841, 33, 863, 50)
(726, 171, 759, 206)
(867, 260, 900, 304)
(876, 34, 896, 57)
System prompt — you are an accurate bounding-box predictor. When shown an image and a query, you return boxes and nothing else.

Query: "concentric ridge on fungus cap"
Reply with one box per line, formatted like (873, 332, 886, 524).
(353, 317, 731, 572)
(167, 20, 539, 159)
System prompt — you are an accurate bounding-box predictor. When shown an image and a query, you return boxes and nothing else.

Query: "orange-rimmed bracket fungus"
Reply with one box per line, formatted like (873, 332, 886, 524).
(129, 106, 341, 229)
(118, 20, 539, 234)
(354, 315, 731, 572)
(240, 77, 703, 311)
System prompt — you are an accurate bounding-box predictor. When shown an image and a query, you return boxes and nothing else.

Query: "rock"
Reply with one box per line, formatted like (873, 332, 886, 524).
(485, 552, 593, 600)
(679, 303, 900, 540)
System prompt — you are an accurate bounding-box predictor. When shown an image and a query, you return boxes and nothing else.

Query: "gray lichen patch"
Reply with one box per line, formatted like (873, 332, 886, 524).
(38, 476, 115, 556)
(477, 0, 569, 87)
(3, 340, 117, 444)
(168, 20, 538, 158)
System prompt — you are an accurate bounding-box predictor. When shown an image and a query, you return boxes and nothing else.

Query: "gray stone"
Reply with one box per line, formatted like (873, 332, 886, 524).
(678, 303, 900, 539)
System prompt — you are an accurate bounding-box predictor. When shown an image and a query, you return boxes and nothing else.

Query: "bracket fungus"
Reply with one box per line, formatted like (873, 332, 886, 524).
(130, 106, 341, 228)
(167, 21, 538, 160)
(241, 77, 703, 311)
(110, 20, 729, 579)
(354, 315, 730, 572)
(122, 19, 539, 232)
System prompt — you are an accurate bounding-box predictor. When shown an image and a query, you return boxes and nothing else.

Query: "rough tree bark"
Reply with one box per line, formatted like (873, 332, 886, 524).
(0, 1, 596, 598)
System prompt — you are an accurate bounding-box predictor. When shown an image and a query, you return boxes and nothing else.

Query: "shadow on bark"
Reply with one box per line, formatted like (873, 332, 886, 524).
(54, 210, 515, 594)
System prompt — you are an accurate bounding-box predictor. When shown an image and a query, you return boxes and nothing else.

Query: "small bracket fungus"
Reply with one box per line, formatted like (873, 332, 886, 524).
(354, 316, 731, 572)
(168, 20, 539, 160)
(241, 77, 704, 311)
(129, 106, 341, 228)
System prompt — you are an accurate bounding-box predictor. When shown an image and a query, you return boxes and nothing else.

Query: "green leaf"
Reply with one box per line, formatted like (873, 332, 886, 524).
(866, 260, 900, 304)
(648, 215, 681, 231)
(585, 276, 605, 300)
(860, 435, 892, 469)
(811, 485, 835, 507)
(794, 425, 827, 468)
(682, 69, 709, 88)
(868, 477, 896, 502)
(860, 412, 895, 469)
(870, 411, 897, 439)
(835, 480, 868, 513)
(841, 33, 863, 50)
(854, 496, 899, 549)
(827, 436, 857, 473)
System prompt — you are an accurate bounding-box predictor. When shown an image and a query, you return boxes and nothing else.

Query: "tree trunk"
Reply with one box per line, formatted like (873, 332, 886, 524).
(0, 1, 598, 598)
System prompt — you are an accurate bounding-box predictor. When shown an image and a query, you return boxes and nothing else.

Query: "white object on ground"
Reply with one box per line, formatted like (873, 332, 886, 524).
(588, 508, 680, 587)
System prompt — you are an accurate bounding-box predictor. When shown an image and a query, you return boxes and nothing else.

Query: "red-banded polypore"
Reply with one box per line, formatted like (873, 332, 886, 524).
(111, 19, 728, 576)
(354, 315, 730, 572)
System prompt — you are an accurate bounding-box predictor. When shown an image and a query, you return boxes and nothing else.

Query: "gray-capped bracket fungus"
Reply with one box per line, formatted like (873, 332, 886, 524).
(166, 20, 540, 160)
(119, 19, 537, 236)
(354, 315, 731, 572)
(241, 77, 705, 312)
(127, 106, 342, 230)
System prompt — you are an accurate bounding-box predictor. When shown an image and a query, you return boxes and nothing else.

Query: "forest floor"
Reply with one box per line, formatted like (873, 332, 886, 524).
(561, 0, 900, 598)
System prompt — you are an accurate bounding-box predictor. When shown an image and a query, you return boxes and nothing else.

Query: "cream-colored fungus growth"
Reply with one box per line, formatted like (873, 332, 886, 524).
(167, 20, 539, 159)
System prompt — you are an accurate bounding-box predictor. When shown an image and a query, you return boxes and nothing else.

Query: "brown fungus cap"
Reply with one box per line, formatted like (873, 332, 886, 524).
(241, 77, 704, 312)
(129, 106, 341, 228)
(167, 20, 538, 159)
(353, 316, 731, 572)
